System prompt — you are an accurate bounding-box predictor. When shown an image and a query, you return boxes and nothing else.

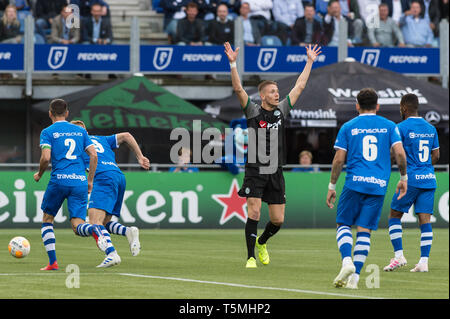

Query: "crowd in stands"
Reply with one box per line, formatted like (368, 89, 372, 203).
(0, 0, 112, 45)
(0, 0, 448, 46)
(156, 0, 449, 47)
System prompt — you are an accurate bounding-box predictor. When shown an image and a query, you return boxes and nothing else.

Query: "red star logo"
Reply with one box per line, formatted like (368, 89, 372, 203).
(212, 179, 248, 225)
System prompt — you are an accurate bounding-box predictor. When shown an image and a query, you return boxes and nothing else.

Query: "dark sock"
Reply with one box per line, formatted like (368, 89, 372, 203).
(258, 222, 281, 245)
(245, 218, 258, 259)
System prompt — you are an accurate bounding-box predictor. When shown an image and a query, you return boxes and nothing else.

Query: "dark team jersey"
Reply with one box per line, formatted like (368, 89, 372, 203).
(242, 96, 292, 168)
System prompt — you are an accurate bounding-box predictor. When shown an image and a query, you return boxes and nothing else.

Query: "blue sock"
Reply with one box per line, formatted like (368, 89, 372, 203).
(105, 221, 127, 236)
(420, 223, 433, 260)
(388, 218, 403, 257)
(96, 225, 116, 255)
(336, 225, 353, 263)
(76, 223, 94, 237)
(41, 223, 57, 265)
(353, 232, 371, 275)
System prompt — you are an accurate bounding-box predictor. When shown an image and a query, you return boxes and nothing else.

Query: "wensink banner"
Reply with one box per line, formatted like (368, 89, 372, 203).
(0, 171, 448, 228)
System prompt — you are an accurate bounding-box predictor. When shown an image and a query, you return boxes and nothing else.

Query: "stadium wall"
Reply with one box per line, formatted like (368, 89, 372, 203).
(0, 172, 448, 228)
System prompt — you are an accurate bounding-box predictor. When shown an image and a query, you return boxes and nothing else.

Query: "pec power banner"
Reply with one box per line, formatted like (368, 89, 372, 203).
(0, 171, 448, 229)
(0, 44, 24, 71)
(34, 44, 130, 72)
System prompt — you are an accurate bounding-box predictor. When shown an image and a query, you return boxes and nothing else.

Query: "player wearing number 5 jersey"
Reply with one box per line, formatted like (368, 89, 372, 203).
(326, 88, 408, 289)
(35, 99, 109, 271)
(384, 93, 440, 273)
(71, 120, 150, 267)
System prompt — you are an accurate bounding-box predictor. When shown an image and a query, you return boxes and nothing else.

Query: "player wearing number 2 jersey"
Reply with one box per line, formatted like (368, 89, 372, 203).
(326, 88, 408, 289)
(384, 93, 440, 273)
(71, 120, 150, 267)
(34, 99, 109, 270)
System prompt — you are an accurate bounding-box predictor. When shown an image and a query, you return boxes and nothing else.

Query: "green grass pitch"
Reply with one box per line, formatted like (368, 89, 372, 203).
(0, 228, 448, 299)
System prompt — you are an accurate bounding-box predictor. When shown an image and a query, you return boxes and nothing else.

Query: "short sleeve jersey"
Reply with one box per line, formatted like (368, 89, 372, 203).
(81, 135, 123, 176)
(334, 114, 402, 195)
(243, 96, 293, 168)
(39, 121, 94, 186)
(397, 117, 439, 189)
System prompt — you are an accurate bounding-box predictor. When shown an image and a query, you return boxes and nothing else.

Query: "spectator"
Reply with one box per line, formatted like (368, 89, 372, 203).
(34, 0, 67, 43)
(323, 0, 364, 45)
(50, 4, 80, 44)
(245, 0, 273, 20)
(195, 0, 230, 21)
(160, 0, 190, 42)
(291, 4, 324, 46)
(175, 2, 205, 45)
(272, 0, 305, 29)
(239, 1, 261, 45)
(81, 3, 113, 44)
(381, 0, 411, 24)
(292, 150, 315, 172)
(400, 0, 434, 47)
(367, 3, 405, 46)
(357, 0, 381, 25)
(14, 0, 30, 11)
(70, 0, 110, 18)
(418, 0, 440, 37)
(169, 147, 199, 173)
(0, 5, 21, 43)
(440, 0, 449, 22)
(207, 3, 234, 45)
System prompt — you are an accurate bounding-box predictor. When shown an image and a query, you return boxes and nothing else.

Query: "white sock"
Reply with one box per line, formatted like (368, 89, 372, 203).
(419, 257, 429, 264)
(394, 250, 404, 259)
(342, 256, 353, 266)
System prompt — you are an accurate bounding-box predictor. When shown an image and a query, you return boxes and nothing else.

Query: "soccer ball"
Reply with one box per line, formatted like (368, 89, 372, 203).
(8, 236, 31, 258)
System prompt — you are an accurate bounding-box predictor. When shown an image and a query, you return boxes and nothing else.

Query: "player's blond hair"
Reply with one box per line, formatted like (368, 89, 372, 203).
(70, 120, 86, 129)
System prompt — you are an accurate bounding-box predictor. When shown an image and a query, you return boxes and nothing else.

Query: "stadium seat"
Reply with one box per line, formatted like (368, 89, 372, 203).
(152, 0, 164, 13)
(261, 35, 283, 46)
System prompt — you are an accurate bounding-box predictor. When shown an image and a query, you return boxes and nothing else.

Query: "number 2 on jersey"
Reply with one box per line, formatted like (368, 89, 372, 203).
(64, 138, 77, 160)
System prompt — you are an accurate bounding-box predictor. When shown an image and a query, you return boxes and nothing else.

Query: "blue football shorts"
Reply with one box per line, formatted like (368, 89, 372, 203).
(41, 181, 88, 220)
(88, 171, 126, 217)
(336, 186, 386, 230)
(391, 184, 435, 215)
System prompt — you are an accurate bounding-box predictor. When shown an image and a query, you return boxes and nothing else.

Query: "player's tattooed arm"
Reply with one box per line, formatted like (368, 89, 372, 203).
(85, 145, 98, 193)
(327, 149, 346, 209)
(392, 142, 407, 200)
(116, 132, 150, 170)
(224, 42, 248, 108)
(34, 148, 51, 182)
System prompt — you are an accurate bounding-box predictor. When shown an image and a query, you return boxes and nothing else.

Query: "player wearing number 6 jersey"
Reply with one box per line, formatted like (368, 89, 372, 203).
(71, 120, 150, 267)
(35, 99, 110, 270)
(384, 93, 440, 273)
(326, 88, 408, 289)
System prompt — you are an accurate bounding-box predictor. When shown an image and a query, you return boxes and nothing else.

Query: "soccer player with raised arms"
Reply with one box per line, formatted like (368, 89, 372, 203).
(35, 99, 109, 270)
(384, 93, 440, 273)
(326, 88, 408, 289)
(224, 42, 322, 268)
(71, 120, 150, 267)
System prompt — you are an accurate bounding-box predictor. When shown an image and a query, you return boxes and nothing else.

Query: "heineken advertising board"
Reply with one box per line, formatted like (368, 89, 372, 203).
(0, 172, 448, 228)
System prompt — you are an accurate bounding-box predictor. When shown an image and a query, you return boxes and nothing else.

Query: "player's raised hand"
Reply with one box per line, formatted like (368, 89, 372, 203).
(139, 156, 150, 170)
(224, 42, 239, 63)
(305, 44, 322, 62)
(395, 180, 408, 200)
(326, 189, 336, 209)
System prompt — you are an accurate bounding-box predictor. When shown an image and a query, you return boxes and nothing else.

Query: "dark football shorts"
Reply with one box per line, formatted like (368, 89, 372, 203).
(238, 166, 286, 204)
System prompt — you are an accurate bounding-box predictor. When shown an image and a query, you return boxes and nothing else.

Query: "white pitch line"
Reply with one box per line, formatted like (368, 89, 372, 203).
(119, 273, 384, 299)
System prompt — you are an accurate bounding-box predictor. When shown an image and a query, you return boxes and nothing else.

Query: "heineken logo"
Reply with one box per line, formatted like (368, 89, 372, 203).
(70, 77, 227, 132)
(212, 179, 247, 225)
